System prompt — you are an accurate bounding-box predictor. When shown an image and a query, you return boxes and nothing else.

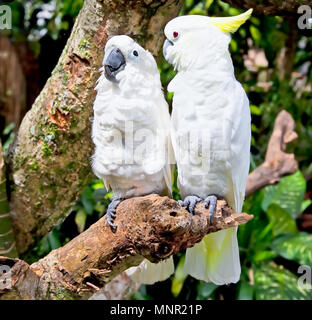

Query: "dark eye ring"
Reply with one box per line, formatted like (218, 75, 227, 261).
(133, 50, 138, 57)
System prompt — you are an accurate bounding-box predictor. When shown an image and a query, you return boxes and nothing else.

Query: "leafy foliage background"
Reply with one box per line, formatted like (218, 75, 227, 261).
(1, 0, 312, 300)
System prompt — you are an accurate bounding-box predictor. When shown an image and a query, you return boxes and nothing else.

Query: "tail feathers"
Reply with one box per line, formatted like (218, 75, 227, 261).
(184, 227, 241, 285)
(125, 257, 174, 285)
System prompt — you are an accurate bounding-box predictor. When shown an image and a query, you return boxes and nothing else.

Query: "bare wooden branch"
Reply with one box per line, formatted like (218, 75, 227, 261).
(89, 273, 140, 300)
(0, 194, 252, 300)
(245, 110, 298, 197)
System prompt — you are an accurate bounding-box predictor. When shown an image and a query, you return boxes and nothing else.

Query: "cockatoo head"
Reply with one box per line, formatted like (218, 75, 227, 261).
(102, 35, 158, 83)
(163, 9, 252, 71)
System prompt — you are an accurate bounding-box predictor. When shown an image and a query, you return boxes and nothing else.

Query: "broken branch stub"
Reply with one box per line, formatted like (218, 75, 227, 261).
(245, 110, 298, 197)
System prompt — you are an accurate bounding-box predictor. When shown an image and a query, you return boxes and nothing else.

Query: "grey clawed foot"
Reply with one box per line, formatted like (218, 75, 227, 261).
(204, 194, 219, 222)
(178, 195, 202, 214)
(106, 198, 122, 229)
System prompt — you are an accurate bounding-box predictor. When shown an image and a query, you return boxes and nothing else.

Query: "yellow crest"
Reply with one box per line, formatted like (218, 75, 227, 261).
(208, 9, 253, 33)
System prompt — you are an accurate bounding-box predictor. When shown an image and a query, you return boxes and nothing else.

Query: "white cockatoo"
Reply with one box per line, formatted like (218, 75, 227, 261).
(91, 35, 174, 284)
(163, 10, 252, 285)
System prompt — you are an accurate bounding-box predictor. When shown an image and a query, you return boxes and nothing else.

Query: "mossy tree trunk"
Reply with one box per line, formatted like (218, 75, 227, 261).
(7, 0, 184, 253)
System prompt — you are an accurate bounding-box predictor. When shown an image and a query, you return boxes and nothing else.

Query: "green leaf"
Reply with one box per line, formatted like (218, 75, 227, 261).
(262, 171, 306, 218)
(251, 123, 259, 133)
(171, 255, 188, 297)
(272, 233, 312, 266)
(81, 186, 95, 215)
(228, 8, 240, 16)
(237, 282, 254, 300)
(250, 25, 261, 45)
(205, 0, 214, 10)
(75, 209, 87, 233)
(189, 8, 206, 15)
(250, 104, 261, 115)
(3, 123, 15, 135)
(196, 282, 218, 300)
(253, 250, 277, 262)
(131, 285, 152, 300)
(92, 180, 105, 190)
(184, 0, 194, 8)
(230, 39, 237, 52)
(255, 263, 312, 300)
(266, 204, 298, 237)
(301, 199, 311, 212)
(36, 235, 50, 257)
(47, 230, 61, 250)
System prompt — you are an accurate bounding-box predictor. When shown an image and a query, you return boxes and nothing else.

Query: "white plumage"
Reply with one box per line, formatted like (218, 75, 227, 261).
(92, 35, 174, 284)
(163, 12, 252, 285)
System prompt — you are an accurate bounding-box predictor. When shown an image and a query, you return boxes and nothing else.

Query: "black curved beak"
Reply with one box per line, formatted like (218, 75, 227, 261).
(163, 39, 173, 61)
(104, 47, 126, 82)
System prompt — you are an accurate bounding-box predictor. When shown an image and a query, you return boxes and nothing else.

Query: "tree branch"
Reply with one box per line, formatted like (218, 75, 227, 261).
(7, 0, 184, 254)
(0, 194, 252, 300)
(245, 110, 298, 197)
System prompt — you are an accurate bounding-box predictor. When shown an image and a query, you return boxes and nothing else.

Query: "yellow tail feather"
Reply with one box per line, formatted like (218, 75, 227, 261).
(184, 227, 241, 285)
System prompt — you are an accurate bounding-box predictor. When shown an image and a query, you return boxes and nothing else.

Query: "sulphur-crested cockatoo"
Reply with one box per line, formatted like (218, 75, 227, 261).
(92, 35, 174, 284)
(163, 10, 252, 285)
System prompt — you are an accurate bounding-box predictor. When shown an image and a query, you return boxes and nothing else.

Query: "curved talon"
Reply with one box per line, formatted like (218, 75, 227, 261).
(106, 215, 117, 229)
(106, 198, 122, 229)
(180, 195, 202, 215)
(204, 194, 218, 222)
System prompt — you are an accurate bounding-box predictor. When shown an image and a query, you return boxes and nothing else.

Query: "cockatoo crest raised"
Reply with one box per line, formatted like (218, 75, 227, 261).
(163, 9, 252, 72)
(163, 10, 252, 285)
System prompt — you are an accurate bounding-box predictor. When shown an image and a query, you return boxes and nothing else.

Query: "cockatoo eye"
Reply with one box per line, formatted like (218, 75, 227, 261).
(173, 31, 179, 39)
(133, 50, 139, 57)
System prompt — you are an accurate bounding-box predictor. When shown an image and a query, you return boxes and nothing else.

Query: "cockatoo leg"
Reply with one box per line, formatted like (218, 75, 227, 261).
(178, 195, 202, 214)
(204, 194, 221, 222)
(106, 198, 123, 229)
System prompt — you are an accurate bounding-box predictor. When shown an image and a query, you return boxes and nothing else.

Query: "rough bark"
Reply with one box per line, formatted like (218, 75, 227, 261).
(0, 142, 18, 258)
(89, 272, 140, 300)
(7, 0, 184, 254)
(245, 110, 298, 197)
(222, 0, 311, 16)
(0, 194, 253, 300)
